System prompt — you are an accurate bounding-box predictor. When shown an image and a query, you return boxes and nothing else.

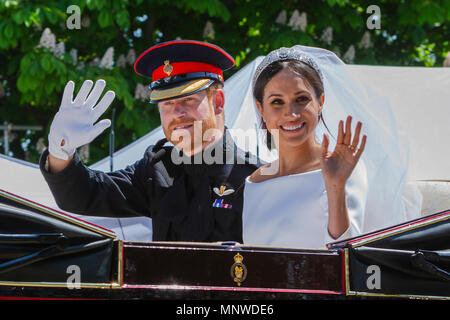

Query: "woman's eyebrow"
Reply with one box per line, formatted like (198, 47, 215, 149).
(267, 93, 283, 98)
(267, 90, 310, 98)
(294, 90, 310, 95)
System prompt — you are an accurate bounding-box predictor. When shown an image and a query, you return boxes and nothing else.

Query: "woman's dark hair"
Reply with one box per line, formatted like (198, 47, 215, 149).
(253, 59, 331, 150)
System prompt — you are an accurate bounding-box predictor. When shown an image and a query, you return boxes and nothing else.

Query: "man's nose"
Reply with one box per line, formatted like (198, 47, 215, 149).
(173, 102, 187, 117)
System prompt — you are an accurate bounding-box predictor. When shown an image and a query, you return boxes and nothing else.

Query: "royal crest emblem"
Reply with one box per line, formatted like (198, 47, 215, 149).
(163, 60, 173, 76)
(230, 253, 247, 286)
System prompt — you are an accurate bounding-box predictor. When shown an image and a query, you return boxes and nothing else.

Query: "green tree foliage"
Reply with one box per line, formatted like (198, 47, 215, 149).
(0, 0, 449, 164)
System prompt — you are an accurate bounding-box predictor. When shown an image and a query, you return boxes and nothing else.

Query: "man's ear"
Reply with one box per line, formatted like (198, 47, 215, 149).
(213, 89, 225, 115)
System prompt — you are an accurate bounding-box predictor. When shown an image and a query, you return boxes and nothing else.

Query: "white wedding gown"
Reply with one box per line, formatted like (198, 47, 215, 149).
(242, 161, 368, 249)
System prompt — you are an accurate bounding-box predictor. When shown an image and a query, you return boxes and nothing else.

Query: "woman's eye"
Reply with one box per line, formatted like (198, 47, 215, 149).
(297, 96, 310, 103)
(270, 99, 284, 105)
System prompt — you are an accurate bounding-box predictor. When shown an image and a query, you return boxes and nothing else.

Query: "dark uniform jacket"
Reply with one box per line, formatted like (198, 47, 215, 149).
(40, 130, 260, 243)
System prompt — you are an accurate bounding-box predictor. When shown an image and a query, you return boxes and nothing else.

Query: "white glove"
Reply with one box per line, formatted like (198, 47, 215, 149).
(48, 79, 115, 160)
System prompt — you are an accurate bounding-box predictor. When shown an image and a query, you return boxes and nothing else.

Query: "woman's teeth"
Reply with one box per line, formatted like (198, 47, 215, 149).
(281, 122, 304, 131)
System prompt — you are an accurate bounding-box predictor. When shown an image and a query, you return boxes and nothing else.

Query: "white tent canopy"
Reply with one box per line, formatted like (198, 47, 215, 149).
(1, 57, 449, 242)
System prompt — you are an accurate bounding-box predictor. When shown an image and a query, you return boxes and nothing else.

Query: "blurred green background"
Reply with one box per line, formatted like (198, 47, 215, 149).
(0, 0, 449, 165)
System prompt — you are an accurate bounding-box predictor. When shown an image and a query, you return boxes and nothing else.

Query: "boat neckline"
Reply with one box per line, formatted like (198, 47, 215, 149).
(246, 168, 322, 184)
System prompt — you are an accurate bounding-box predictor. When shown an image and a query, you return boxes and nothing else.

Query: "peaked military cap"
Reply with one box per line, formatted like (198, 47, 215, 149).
(134, 40, 235, 103)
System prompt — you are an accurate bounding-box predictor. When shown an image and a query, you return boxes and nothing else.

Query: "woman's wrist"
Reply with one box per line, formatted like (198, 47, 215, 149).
(325, 183, 349, 239)
(324, 180, 346, 193)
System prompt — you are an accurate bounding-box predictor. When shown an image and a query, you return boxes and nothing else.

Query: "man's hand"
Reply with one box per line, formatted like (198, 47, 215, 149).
(48, 79, 115, 162)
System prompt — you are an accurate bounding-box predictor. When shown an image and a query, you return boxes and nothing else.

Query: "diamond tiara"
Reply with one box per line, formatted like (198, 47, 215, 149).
(252, 46, 324, 89)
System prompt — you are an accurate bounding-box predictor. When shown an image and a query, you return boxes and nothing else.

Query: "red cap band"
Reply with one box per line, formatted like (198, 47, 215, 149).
(152, 62, 223, 81)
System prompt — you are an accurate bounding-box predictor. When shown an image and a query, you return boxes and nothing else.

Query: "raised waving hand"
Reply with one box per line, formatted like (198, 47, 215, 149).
(320, 116, 367, 189)
(48, 79, 115, 160)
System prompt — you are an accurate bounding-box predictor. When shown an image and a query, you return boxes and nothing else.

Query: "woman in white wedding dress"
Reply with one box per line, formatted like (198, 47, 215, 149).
(242, 45, 422, 248)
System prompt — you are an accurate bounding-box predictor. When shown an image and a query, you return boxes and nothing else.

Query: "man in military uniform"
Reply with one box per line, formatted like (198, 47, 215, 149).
(40, 40, 260, 243)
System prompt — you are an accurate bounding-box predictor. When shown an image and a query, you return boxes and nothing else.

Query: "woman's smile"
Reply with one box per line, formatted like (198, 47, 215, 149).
(280, 120, 306, 132)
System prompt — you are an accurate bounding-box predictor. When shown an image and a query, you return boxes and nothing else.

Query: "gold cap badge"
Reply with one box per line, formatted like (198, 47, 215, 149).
(163, 60, 173, 76)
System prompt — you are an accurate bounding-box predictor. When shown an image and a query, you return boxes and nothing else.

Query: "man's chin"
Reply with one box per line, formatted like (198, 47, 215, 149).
(171, 140, 201, 157)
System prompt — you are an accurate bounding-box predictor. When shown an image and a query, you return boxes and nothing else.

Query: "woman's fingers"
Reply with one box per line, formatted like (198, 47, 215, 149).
(343, 116, 352, 145)
(322, 133, 330, 158)
(336, 116, 366, 158)
(355, 135, 367, 159)
(351, 121, 362, 149)
(337, 120, 344, 144)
